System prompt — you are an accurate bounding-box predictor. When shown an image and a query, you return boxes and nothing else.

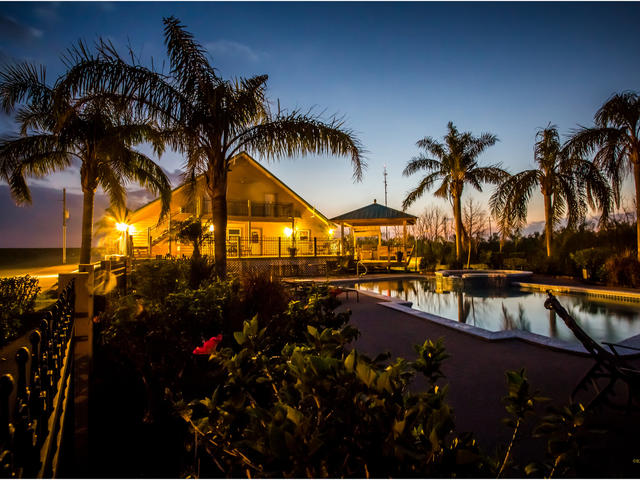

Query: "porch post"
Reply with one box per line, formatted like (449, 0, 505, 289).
(340, 222, 344, 256)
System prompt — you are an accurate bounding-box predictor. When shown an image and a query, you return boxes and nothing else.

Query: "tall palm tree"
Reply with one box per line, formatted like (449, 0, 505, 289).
(63, 17, 365, 278)
(490, 125, 611, 258)
(402, 122, 507, 263)
(0, 62, 171, 265)
(567, 92, 640, 260)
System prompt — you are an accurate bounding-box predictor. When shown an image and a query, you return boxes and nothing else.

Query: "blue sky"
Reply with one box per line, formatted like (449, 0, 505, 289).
(1, 2, 639, 247)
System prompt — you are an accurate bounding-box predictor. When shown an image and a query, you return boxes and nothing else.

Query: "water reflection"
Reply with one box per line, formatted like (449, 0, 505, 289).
(353, 278, 640, 344)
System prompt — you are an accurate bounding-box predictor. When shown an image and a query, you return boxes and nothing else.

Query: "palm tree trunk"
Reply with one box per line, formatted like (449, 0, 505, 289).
(635, 162, 640, 262)
(209, 169, 228, 279)
(80, 188, 95, 265)
(543, 192, 553, 257)
(453, 193, 463, 263)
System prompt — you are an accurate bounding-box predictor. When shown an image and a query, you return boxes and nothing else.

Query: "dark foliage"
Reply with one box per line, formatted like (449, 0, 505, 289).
(0, 275, 40, 345)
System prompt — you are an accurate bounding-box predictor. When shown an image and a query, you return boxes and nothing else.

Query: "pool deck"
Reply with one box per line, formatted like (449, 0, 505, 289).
(334, 289, 640, 474)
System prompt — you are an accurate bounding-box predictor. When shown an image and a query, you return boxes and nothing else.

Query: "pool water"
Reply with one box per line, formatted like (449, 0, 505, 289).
(352, 278, 640, 344)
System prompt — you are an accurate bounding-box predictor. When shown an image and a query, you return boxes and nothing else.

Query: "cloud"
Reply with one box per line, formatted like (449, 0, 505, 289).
(162, 168, 184, 187)
(0, 15, 43, 42)
(99, 2, 117, 13)
(33, 3, 61, 22)
(205, 40, 265, 62)
(126, 188, 156, 209)
(0, 184, 109, 248)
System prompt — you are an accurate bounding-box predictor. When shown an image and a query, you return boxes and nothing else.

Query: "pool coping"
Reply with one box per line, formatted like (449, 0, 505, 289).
(343, 280, 640, 357)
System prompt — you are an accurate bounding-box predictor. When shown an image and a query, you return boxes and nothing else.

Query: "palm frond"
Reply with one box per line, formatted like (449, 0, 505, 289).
(415, 136, 446, 159)
(402, 154, 442, 177)
(0, 61, 51, 114)
(489, 169, 539, 225)
(230, 110, 366, 181)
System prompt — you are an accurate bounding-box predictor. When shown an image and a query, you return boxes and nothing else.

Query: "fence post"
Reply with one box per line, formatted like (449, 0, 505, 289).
(278, 237, 281, 258)
(58, 270, 93, 476)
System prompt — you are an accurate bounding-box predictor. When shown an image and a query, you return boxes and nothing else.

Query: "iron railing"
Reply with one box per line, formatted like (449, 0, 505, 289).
(227, 201, 300, 218)
(0, 279, 75, 478)
(200, 236, 340, 258)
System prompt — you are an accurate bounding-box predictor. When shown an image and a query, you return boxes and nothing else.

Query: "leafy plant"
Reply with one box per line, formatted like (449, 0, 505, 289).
(177, 310, 488, 478)
(0, 275, 40, 345)
(497, 369, 548, 477)
(603, 250, 640, 288)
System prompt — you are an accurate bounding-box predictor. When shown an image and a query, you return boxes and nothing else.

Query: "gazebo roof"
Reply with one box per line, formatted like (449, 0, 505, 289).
(331, 200, 417, 226)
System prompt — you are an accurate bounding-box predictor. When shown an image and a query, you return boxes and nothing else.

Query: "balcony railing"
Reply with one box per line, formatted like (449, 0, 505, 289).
(227, 201, 300, 218)
(199, 236, 340, 258)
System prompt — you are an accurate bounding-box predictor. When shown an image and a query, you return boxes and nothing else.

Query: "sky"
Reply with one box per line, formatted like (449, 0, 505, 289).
(1, 1, 639, 247)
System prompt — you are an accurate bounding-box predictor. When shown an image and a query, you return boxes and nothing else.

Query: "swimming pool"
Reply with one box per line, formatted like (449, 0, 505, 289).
(351, 277, 640, 344)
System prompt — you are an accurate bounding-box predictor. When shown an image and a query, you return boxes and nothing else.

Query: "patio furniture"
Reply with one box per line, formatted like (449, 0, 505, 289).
(543, 291, 640, 411)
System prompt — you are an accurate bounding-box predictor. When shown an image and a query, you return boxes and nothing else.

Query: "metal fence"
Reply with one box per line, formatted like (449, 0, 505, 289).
(202, 236, 340, 258)
(227, 256, 338, 278)
(0, 279, 75, 478)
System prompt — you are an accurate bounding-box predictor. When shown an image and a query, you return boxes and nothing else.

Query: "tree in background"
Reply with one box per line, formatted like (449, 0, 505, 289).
(568, 92, 640, 260)
(63, 17, 364, 277)
(402, 122, 507, 264)
(0, 62, 171, 265)
(490, 125, 611, 258)
(463, 197, 487, 268)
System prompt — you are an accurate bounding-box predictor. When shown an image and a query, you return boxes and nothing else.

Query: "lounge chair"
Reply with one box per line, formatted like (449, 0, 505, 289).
(543, 291, 640, 411)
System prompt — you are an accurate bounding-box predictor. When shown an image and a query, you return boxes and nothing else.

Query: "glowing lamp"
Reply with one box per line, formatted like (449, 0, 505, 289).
(115, 222, 129, 232)
(328, 228, 334, 237)
(284, 227, 293, 237)
(209, 224, 214, 232)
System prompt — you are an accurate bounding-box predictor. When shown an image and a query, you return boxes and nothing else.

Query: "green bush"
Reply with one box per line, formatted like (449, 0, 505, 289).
(570, 247, 609, 281)
(603, 251, 640, 288)
(133, 259, 189, 302)
(177, 314, 487, 478)
(0, 275, 40, 345)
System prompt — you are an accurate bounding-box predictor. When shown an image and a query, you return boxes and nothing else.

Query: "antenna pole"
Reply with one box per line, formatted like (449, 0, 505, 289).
(383, 165, 388, 206)
(62, 188, 67, 264)
(383, 165, 388, 241)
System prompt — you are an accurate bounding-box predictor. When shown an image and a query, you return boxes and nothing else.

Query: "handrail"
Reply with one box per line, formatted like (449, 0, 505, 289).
(356, 261, 368, 277)
(0, 279, 76, 477)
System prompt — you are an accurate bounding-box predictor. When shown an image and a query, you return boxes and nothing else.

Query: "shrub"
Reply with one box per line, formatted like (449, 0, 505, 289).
(570, 247, 609, 281)
(0, 275, 40, 345)
(177, 315, 487, 478)
(133, 259, 188, 302)
(239, 271, 290, 322)
(603, 251, 640, 288)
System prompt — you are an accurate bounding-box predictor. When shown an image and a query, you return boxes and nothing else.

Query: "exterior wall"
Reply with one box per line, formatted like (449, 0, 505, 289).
(124, 153, 336, 258)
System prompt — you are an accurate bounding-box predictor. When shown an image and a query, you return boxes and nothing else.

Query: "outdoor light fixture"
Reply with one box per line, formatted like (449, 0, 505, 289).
(209, 224, 214, 232)
(328, 228, 335, 237)
(284, 227, 293, 237)
(115, 222, 129, 232)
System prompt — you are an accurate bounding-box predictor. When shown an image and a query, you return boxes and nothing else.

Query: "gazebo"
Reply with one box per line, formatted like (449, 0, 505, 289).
(331, 199, 417, 266)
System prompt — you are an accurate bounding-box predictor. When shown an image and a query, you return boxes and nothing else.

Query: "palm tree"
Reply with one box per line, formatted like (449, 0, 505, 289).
(0, 62, 171, 265)
(62, 17, 365, 278)
(567, 92, 640, 260)
(402, 122, 507, 264)
(490, 125, 611, 258)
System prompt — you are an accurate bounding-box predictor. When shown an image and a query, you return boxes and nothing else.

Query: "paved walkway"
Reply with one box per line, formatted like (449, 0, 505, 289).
(0, 264, 77, 291)
(336, 291, 640, 474)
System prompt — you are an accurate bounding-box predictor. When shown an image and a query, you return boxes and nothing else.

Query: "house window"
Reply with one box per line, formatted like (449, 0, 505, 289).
(298, 230, 310, 242)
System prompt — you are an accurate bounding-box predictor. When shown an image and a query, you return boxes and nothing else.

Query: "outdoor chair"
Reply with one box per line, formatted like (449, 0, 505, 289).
(543, 291, 640, 412)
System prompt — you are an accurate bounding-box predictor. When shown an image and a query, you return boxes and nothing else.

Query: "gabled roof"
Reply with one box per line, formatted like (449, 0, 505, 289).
(331, 200, 416, 226)
(131, 152, 334, 226)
